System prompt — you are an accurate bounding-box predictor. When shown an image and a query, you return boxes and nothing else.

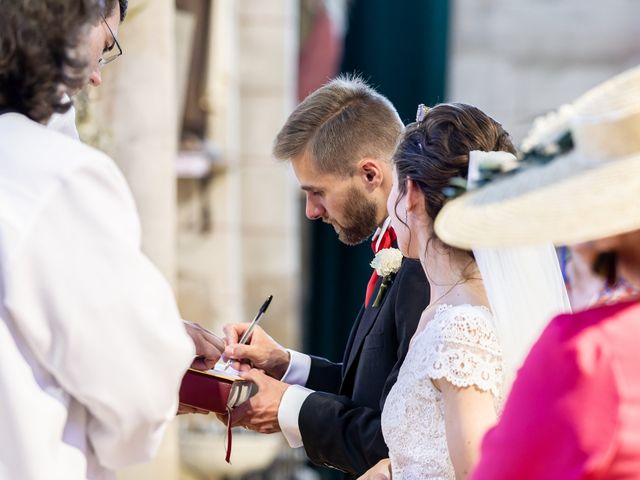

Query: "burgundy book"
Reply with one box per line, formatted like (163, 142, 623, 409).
(179, 366, 257, 463)
(179, 367, 256, 414)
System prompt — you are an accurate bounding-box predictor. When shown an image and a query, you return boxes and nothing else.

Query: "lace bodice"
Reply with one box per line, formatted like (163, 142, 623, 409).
(381, 304, 504, 479)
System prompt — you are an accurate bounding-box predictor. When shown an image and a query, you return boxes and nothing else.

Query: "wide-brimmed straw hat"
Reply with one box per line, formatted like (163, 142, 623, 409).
(434, 66, 640, 249)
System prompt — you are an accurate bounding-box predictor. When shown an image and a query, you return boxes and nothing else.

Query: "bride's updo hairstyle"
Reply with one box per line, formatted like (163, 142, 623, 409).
(393, 102, 515, 252)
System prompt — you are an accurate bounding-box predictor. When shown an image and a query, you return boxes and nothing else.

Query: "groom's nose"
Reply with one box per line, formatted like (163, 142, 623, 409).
(305, 194, 325, 220)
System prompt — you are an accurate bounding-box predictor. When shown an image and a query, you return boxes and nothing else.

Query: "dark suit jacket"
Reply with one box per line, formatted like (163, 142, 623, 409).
(298, 258, 429, 477)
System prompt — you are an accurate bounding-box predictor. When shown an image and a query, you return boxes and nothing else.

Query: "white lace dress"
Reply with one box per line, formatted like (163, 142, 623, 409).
(381, 304, 504, 479)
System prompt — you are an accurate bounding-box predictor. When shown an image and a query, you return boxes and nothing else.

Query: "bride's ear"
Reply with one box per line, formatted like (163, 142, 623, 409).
(405, 178, 423, 213)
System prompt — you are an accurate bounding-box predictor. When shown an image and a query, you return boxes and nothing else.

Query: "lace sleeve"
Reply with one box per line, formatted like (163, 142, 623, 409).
(423, 305, 504, 397)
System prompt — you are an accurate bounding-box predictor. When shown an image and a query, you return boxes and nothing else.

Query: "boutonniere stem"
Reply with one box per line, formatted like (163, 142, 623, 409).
(373, 273, 395, 307)
(370, 248, 403, 308)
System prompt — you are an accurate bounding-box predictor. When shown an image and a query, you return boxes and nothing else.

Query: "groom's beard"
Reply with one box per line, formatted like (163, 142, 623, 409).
(325, 185, 379, 246)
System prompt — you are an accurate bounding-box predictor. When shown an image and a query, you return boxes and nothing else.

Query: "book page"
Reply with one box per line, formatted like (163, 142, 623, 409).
(209, 361, 243, 381)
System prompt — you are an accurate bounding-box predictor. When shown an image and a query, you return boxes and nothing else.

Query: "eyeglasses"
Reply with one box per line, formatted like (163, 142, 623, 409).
(99, 15, 122, 66)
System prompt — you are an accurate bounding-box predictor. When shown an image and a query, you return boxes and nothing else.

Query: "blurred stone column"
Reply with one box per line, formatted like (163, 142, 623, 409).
(236, 0, 300, 348)
(92, 0, 182, 479)
(179, 0, 300, 348)
(106, 1, 179, 275)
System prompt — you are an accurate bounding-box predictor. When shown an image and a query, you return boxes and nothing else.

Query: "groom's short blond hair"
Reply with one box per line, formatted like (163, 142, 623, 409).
(273, 75, 403, 177)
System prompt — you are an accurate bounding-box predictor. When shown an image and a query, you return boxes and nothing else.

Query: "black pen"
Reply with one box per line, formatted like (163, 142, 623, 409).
(223, 294, 273, 370)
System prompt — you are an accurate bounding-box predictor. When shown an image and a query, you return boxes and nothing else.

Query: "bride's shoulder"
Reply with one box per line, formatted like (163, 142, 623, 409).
(433, 303, 493, 322)
(426, 303, 499, 344)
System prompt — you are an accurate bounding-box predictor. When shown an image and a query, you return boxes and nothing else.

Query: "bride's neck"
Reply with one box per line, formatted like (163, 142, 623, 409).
(418, 234, 479, 301)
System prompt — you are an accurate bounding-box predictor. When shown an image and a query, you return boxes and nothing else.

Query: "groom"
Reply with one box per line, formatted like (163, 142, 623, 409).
(223, 77, 430, 477)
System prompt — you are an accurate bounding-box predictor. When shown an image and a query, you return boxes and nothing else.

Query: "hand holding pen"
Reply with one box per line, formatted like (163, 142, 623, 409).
(222, 296, 292, 378)
(222, 294, 272, 370)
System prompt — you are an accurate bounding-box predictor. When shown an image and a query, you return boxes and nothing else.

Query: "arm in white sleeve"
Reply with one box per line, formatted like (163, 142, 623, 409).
(278, 385, 314, 448)
(5, 157, 194, 469)
(281, 349, 311, 386)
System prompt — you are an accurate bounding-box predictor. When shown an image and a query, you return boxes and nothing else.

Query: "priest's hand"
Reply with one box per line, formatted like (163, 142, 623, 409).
(223, 324, 290, 379)
(225, 368, 288, 433)
(183, 320, 225, 370)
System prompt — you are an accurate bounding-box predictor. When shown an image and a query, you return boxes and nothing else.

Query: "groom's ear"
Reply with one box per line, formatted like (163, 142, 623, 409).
(357, 158, 383, 192)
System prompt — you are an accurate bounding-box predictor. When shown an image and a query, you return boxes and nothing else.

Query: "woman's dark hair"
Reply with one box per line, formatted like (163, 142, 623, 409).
(393, 102, 516, 250)
(592, 251, 618, 287)
(0, 0, 102, 123)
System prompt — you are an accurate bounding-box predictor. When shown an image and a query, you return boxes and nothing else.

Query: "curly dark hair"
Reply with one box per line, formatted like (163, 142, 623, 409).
(0, 0, 102, 123)
(104, 0, 129, 21)
(393, 102, 516, 250)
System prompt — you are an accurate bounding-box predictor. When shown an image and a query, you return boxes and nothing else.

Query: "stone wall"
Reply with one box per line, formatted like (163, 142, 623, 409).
(176, 0, 300, 350)
(449, 0, 640, 141)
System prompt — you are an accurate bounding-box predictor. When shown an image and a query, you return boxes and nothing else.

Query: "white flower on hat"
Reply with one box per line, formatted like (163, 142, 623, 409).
(370, 248, 403, 277)
(521, 104, 576, 154)
(467, 150, 519, 190)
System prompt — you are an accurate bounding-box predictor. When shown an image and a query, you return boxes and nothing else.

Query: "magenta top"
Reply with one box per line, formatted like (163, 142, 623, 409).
(472, 300, 640, 479)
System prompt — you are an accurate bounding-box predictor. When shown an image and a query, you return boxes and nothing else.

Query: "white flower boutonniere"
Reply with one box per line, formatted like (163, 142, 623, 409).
(370, 248, 403, 307)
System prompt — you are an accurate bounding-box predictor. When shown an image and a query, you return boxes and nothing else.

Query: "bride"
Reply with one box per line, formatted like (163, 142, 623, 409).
(359, 103, 569, 479)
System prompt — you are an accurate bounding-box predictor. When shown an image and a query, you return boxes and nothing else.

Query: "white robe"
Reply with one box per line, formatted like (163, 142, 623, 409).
(0, 112, 194, 479)
(46, 102, 80, 141)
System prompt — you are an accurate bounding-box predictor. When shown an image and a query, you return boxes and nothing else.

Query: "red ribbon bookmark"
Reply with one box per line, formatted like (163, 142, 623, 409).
(225, 407, 233, 463)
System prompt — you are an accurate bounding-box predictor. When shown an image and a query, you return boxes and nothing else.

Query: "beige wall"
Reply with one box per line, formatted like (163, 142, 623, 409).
(449, 0, 640, 141)
(177, 0, 300, 349)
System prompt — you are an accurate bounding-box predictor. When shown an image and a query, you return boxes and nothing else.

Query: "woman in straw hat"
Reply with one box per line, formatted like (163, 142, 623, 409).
(435, 67, 640, 478)
(359, 103, 569, 479)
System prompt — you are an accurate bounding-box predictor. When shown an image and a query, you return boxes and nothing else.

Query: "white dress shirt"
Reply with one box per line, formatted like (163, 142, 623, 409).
(278, 350, 314, 448)
(0, 113, 194, 479)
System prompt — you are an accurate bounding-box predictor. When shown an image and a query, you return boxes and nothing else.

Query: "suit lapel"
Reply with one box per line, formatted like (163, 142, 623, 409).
(340, 230, 398, 391)
(341, 277, 385, 380)
(341, 304, 364, 377)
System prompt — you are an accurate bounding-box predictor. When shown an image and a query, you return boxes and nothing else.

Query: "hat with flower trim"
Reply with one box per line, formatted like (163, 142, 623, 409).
(434, 65, 640, 248)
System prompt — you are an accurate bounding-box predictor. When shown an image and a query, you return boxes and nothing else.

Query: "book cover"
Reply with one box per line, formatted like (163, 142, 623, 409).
(179, 364, 257, 413)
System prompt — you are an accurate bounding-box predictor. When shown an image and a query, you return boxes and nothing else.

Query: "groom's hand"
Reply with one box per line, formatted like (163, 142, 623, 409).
(227, 369, 288, 433)
(183, 320, 225, 370)
(223, 324, 290, 379)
